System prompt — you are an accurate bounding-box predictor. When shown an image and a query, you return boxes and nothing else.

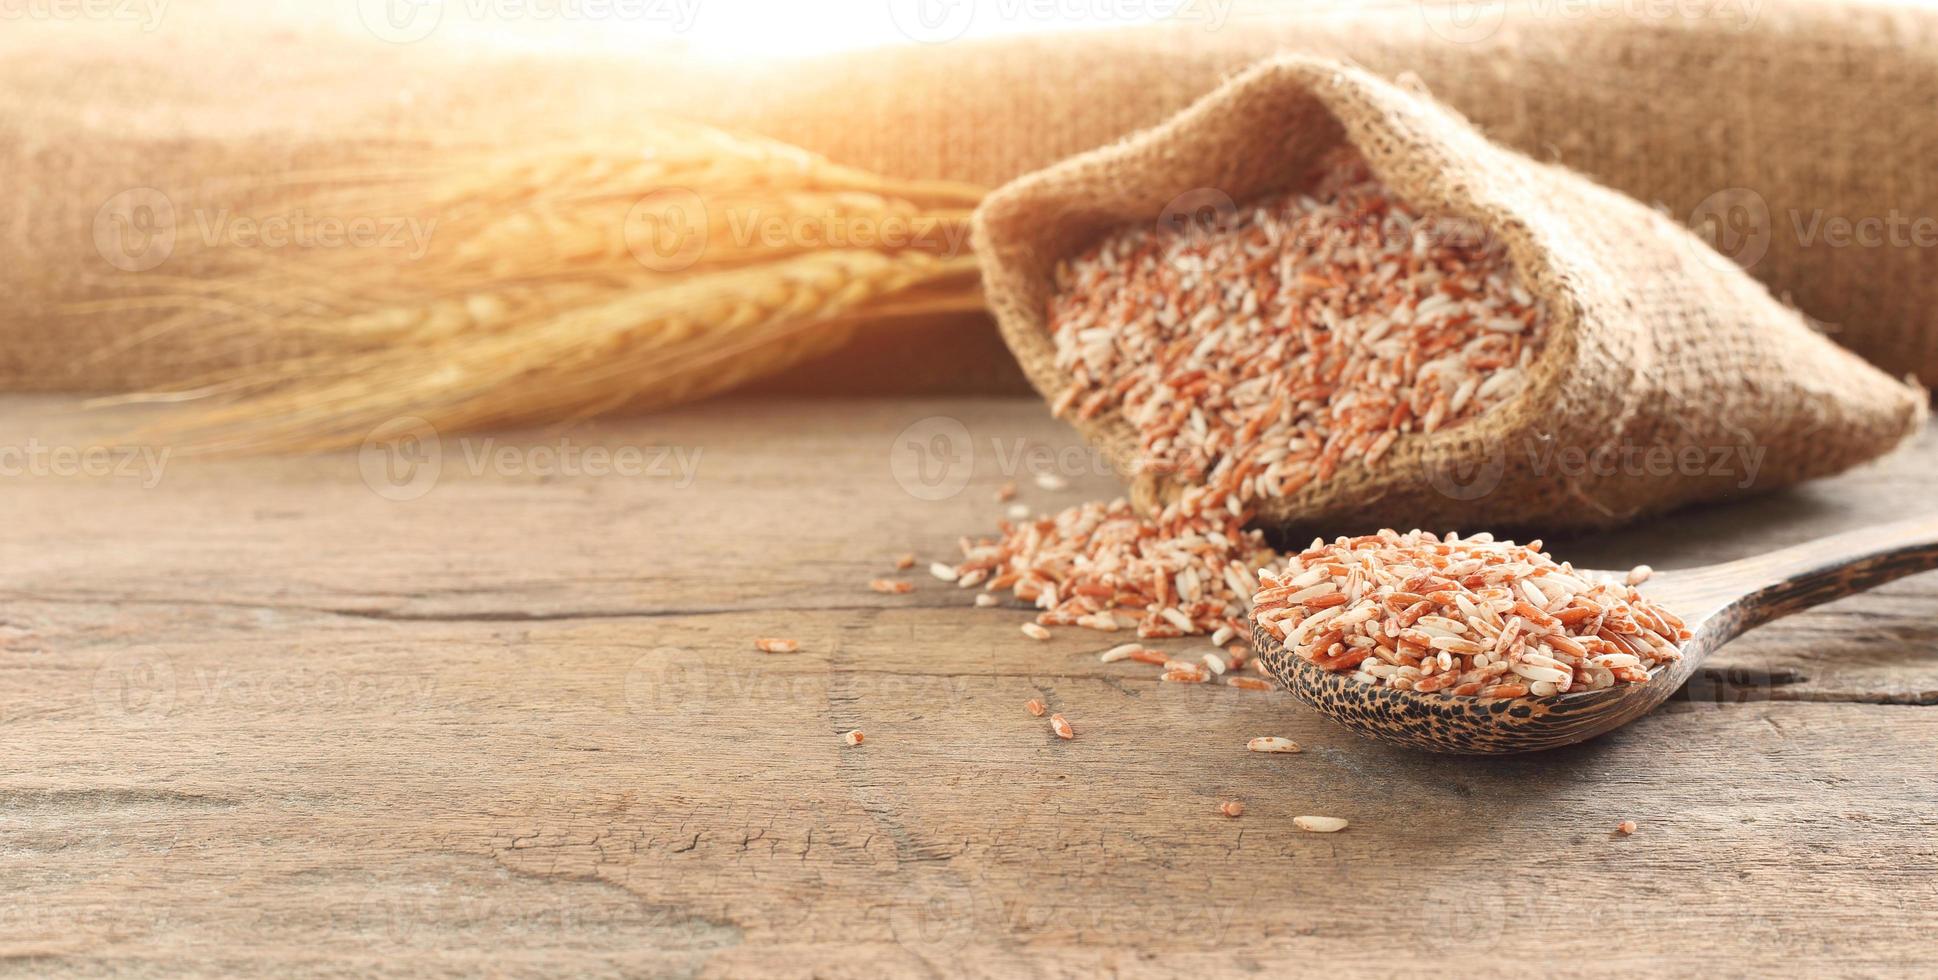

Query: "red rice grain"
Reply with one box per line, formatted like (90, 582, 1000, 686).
(1046, 148, 1544, 511)
(1050, 713, 1075, 739)
(1247, 737, 1301, 753)
(1254, 530, 1690, 695)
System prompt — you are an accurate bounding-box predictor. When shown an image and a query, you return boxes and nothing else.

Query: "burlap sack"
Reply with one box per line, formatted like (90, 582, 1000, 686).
(7, 0, 1938, 398)
(973, 57, 1926, 532)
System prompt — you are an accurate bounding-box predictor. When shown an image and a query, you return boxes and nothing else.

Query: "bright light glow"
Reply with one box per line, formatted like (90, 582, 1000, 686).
(320, 0, 1232, 60)
(676, 0, 1209, 57)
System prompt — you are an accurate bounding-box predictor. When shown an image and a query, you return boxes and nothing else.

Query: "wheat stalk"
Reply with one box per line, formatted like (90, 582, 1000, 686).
(102, 122, 993, 452)
(142, 249, 983, 454)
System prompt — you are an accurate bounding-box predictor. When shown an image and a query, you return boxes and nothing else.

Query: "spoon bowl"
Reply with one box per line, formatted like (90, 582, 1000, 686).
(1255, 515, 1938, 754)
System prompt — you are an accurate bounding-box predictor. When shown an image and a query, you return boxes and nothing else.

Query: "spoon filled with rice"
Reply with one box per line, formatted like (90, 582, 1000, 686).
(1252, 522, 1938, 754)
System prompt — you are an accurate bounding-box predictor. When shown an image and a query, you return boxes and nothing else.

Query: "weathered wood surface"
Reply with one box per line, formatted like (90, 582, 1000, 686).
(3, 395, 1935, 978)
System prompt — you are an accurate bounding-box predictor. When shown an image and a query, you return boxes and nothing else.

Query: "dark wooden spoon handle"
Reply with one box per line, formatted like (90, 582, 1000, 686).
(1670, 514, 1938, 646)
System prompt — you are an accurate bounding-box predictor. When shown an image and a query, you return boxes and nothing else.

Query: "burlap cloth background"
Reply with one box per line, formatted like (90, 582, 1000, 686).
(973, 56, 1925, 531)
(4, 0, 1936, 393)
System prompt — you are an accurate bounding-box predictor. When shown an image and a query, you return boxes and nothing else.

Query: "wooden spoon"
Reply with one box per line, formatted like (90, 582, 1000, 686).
(1253, 515, 1938, 755)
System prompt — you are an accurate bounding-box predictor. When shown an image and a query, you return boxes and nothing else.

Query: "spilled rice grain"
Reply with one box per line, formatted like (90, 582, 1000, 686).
(1049, 713, 1075, 739)
(1247, 737, 1301, 754)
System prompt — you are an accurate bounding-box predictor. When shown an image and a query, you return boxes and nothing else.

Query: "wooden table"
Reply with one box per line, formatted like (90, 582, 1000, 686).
(4, 394, 1935, 977)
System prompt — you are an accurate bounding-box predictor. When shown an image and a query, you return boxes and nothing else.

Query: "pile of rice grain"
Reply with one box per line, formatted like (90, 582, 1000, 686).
(951, 494, 1272, 643)
(1255, 530, 1690, 695)
(946, 150, 1551, 648)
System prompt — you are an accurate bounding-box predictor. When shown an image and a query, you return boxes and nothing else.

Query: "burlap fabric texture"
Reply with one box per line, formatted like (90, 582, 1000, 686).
(5, 1, 1936, 396)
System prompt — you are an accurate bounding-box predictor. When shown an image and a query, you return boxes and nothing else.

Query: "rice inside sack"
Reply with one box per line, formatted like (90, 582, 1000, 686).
(1048, 147, 1545, 506)
(973, 56, 1925, 533)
